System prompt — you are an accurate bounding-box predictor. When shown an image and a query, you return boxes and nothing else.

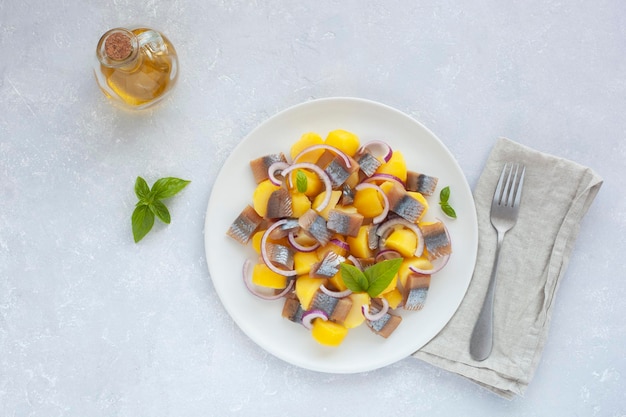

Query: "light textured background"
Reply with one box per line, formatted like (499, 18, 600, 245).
(1, 1, 624, 416)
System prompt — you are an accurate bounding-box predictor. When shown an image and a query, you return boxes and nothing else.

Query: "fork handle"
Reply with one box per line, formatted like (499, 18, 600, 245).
(469, 231, 505, 361)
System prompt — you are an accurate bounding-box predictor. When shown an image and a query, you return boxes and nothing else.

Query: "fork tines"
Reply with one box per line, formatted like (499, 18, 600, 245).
(494, 163, 526, 208)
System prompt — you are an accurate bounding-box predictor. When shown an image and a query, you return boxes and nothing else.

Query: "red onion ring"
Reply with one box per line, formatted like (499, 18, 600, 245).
(261, 220, 298, 276)
(355, 183, 389, 224)
(361, 298, 390, 321)
(329, 238, 350, 252)
(301, 309, 328, 329)
(409, 253, 450, 275)
(242, 259, 295, 300)
(267, 161, 290, 186)
(364, 173, 406, 188)
(347, 255, 363, 271)
(320, 284, 353, 298)
(376, 217, 425, 257)
(375, 249, 402, 262)
(287, 232, 320, 252)
(293, 144, 352, 168)
(361, 140, 393, 162)
(280, 162, 333, 212)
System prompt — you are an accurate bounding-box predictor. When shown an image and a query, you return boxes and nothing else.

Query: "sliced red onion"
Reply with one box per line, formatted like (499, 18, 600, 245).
(287, 232, 320, 252)
(361, 140, 393, 162)
(261, 220, 298, 276)
(269, 219, 300, 240)
(329, 238, 350, 252)
(301, 309, 328, 330)
(267, 161, 290, 186)
(376, 217, 425, 257)
(347, 255, 363, 271)
(280, 162, 333, 212)
(242, 259, 295, 300)
(355, 183, 389, 224)
(364, 173, 406, 188)
(361, 298, 390, 321)
(409, 253, 450, 275)
(375, 249, 402, 262)
(293, 144, 352, 168)
(320, 284, 353, 298)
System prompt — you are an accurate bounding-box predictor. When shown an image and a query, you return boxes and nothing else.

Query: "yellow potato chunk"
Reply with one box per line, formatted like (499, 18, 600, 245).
(383, 288, 403, 309)
(311, 319, 349, 347)
(312, 190, 342, 220)
(291, 168, 323, 198)
(353, 187, 384, 219)
(290, 132, 325, 162)
(251, 263, 288, 289)
(379, 180, 396, 195)
(344, 292, 370, 328)
(251, 230, 265, 254)
(293, 251, 320, 276)
(325, 129, 360, 156)
(327, 270, 348, 291)
(376, 150, 407, 183)
(385, 228, 418, 258)
(291, 192, 312, 218)
(295, 275, 326, 310)
(346, 225, 373, 258)
(252, 179, 281, 218)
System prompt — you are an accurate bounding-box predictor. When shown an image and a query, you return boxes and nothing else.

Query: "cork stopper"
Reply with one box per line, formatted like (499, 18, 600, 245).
(104, 32, 133, 61)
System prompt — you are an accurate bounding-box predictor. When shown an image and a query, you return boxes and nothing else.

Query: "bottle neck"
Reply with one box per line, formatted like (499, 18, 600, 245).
(96, 28, 141, 70)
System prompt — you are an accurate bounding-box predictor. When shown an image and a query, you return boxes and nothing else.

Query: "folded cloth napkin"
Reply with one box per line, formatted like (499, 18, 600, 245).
(412, 137, 603, 399)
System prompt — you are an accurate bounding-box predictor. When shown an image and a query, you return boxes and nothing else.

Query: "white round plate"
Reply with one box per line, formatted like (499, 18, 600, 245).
(204, 97, 478, 373)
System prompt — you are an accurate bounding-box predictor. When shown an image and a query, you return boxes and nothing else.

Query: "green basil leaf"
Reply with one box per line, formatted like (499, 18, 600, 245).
(340, 263, 369, 293)
(439, 186, 450, 204)
(364, 258, 403, 298)
(296, 170, 308, 193)
(150, 199, 171, 224)
(441, 203, 457, 219)
(135, 176, 151, 201)
(131, 176, 190, 243)
(151, 177, 191, 200)
(132, 204, 155, 243)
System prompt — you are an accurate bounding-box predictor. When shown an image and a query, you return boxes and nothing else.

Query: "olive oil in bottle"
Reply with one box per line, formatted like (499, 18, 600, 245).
(94, 27, 179, 110)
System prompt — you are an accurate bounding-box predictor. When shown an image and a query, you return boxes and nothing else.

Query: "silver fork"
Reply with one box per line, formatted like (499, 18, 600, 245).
(469, 163, 526, 361)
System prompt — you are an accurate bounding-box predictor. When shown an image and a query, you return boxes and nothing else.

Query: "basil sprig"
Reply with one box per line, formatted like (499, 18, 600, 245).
(439, 186, 457, 219)
(132, 176, 190, 243)
(340, 258, 403, 298)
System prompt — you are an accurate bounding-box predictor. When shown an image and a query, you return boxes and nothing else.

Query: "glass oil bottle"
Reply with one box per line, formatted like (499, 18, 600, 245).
(94, 27, 179, 110)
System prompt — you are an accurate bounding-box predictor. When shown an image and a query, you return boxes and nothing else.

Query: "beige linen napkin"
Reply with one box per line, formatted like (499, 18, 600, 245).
(413, 138, 603, 399)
